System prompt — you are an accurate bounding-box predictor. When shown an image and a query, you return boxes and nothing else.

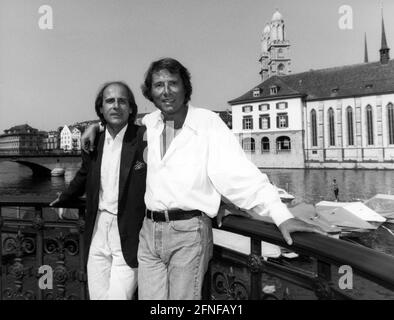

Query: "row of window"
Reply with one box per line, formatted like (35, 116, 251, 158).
(310, 103, 394, 147)
(243, 113, 288, 130)
(242, 102, 288, 112)
(242, 136, 291, 152)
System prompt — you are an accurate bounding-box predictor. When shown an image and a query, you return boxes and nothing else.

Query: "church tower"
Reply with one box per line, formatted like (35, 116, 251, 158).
(380, 10, 390, 64)
(259, 10, 291, 82)
(259, 23, 271, 81)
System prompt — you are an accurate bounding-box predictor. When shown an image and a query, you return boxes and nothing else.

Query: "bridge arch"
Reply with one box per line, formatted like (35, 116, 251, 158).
(13, 160, 52, 176)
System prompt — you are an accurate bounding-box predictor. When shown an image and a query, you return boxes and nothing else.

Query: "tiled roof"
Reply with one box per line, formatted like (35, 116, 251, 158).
(6, 124, 37, 132)
(229, 59, 394, 104)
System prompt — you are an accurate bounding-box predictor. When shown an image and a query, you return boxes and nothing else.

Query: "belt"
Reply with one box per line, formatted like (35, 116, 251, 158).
(146, 209, 202, 222)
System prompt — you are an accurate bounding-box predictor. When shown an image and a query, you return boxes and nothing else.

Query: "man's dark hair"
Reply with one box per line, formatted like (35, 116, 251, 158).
(95, 81, 138, 125)
(141, 58, 192, 105)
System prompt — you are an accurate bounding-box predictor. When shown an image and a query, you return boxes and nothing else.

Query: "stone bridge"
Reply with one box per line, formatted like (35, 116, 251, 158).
(0, 153, 81, 176)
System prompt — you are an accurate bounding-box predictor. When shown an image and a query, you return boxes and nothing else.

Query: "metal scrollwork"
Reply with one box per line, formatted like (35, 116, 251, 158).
(3, 287, 35, 300)
(3, 231, 36, 255)
(21, 237, 36, 254)
(44, 234, 79, 256)
(64, 238, 79, 256)
(44, 238, 59, 254)
(3, 236, 18, 253)
(41, 232, 80, 300)
(5, 257, 34, 300)
(53, 264, 68, 284)
(212, 268, 248, 300)
(247, 254, 264, 273)
(32, 216, 44, 230)
(313, 280, 335, 300)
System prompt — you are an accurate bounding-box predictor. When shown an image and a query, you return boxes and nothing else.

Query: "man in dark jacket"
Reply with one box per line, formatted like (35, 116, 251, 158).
(50, 81, 146, 299)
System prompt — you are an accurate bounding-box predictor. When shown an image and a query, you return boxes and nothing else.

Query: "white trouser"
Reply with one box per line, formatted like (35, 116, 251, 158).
(87, 210, 137, 300)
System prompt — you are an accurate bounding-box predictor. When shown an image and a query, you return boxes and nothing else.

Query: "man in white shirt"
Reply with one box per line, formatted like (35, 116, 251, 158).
(82, 58, 326, 300)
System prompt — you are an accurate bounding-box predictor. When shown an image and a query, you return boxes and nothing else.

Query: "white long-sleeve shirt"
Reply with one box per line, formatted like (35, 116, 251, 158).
(98, 125, 127, 214)
(142, 105, 293, 227)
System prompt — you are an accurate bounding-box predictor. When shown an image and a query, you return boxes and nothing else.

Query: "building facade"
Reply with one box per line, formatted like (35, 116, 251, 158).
(71, 127, 81, 151)
(229, 10, 394, 169)
(0, 124, 44, 155)
(42, 131, 60, 151)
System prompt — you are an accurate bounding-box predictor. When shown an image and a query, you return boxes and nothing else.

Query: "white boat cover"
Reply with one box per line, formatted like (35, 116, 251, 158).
(315, 201, 378, 229)
(316, 201, 386, 223)
(364, 194, 394, 219)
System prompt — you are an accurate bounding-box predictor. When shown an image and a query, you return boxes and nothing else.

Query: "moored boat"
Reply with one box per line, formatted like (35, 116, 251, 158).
(274, 186, 295, 203)
(51, 167, 65, 177)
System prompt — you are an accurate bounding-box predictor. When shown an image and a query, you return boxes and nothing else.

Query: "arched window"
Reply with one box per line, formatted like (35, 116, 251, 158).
(388, 103, 394, 144)
(278, 63, 285, 74)
(242, 138, 255, 152)
(261, 137, 270, 152)
(276, 136, 291, 152)
(311, 109, 317, 147)
(346, 106, 354, 146)
(366, 105, 374, 145)
(328, 108, 335, 146)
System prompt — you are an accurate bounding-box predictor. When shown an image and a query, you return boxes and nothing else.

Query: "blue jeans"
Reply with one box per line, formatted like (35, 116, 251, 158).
(137, 214, 213, 300)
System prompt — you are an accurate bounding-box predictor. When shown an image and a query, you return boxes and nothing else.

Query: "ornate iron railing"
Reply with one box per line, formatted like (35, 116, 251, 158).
(0, 196, 86, 300)
(1, 197, 394, 300)
(204, 204, 394, 300)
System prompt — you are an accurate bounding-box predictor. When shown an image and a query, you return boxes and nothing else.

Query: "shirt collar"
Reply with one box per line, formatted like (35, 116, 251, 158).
(151, 104, 198, 133)
(105, 123, 128, 143)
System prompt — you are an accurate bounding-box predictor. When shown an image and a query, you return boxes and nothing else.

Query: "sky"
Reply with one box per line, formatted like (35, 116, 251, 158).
(0, 0, 393, 133)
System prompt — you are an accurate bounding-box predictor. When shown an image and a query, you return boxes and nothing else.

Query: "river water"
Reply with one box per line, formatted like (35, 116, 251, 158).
(0, 161, 393, 256)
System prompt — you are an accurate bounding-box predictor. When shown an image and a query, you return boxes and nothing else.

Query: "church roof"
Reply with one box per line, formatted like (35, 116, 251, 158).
(228, 59, 394, 105)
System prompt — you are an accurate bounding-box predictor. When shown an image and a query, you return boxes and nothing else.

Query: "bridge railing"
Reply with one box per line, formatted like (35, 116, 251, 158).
(0, 197, 87, 300)
(204, 204, 394, 300)
(0, 150, 81, 157)
(1, 197, 394, 300)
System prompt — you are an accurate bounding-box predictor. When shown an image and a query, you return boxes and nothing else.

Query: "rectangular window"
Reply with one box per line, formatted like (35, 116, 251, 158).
(276, 102, 288, 110)
(276, 113, 288, 128)
(253, 88, 260, 97)
(259, 115, 270, 130)
(259, 104, 270, 111)
(242, 116, 253, 130)
(242, 105, 253, 113)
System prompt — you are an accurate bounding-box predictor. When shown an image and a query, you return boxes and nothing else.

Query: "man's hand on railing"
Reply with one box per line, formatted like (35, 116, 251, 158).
(278, 218, 328, 246)
(49, 192, 66, 219)
(81, 123, 101, 153)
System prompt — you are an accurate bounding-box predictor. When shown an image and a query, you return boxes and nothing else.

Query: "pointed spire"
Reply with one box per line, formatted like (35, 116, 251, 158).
(364, 33, 369, 63)
(381, 9, 388, 50)
(380, 5, 390, 64)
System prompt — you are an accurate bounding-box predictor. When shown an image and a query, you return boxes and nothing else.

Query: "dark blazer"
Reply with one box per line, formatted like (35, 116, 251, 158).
(58, 123, 147, 268)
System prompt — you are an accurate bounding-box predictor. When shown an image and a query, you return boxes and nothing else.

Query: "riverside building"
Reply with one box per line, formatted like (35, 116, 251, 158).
(230, 10, 394, 169)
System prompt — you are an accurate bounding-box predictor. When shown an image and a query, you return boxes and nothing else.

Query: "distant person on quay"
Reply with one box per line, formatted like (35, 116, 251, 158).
(81, 58, 327, 300)
(50, 81, 146, 299)
(333, 178, 339, 202)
